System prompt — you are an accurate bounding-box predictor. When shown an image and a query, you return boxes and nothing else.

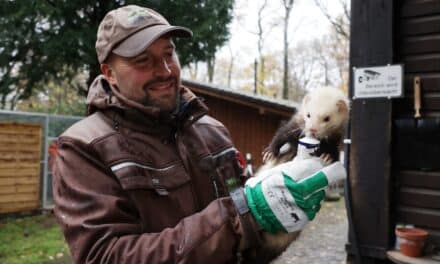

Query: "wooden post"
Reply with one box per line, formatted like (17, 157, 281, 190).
(347, 0, 394, 263)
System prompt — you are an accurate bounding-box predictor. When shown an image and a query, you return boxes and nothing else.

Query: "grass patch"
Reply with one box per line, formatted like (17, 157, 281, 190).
(0, 213, 71, 264)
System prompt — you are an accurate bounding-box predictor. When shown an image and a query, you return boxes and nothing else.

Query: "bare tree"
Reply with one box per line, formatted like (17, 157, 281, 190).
(187, 61, 199, 80)
(282, 0, 295, 99)
(207, 56, 215, 83)
(255, 0, 268, 94)
(312, 0, 350, 92)
(314, 0, 350, 40)
(248, 0, 279, 94)
(288, 40, 321, 101)
(227, 44, 234, 88)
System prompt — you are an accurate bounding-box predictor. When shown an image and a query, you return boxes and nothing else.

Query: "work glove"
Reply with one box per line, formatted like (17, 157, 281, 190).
(245, 159, 346, 233)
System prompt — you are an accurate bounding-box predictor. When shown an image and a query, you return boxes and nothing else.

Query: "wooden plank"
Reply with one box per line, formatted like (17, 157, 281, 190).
(0, 153, 41, 160)
(424, 228, 440, 246)
(0, 127, 41, 135)
(403, 74, 440, 93)
(398, 187, 440, 209)
(400, 15, 440, 36)
(0, 201, 39, 214)
(0, 192, 39, 203)
(0, 122, 41, 128)
(402, 54, 440, 73)
(396, 206, 440, 229)
(0, 163, 40, 169)
(0, 135, 40, 144)
(401, 0, 440, 18)
(400, 34, 440, 55)
(0, 185, 39, 194)
(393, 93, 440, 113)
(397, 170, 440, 189)
(0, 146, 40, 150)
(0, 168, 40, 177)
(0, 176, 39, 186)
(0, 130, 41, 136)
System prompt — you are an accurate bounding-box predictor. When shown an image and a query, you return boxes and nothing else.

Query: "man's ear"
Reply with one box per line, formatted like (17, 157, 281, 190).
(100, 63, 117, 86)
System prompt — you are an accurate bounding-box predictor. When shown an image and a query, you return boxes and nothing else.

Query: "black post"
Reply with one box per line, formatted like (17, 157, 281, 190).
(347, 0, 394, 263)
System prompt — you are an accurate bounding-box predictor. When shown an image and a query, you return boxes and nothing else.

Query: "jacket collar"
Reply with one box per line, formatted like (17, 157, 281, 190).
(86, 75, 208, 136)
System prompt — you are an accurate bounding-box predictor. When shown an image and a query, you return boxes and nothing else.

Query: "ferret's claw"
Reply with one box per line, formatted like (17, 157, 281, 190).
(262, 151, 274, 163)
(320, 153, 333, 166)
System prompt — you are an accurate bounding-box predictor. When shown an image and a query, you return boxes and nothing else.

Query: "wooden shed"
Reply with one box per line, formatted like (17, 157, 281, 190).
(348, 0, 440, 263)
(0, 122, 42, 214)
(182, 79, 296, 167)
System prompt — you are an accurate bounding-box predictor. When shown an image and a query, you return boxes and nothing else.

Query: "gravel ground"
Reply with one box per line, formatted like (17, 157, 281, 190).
(271, 198, 348, 264)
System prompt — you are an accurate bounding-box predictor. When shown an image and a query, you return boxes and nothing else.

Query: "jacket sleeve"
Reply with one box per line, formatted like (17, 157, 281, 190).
(52, 139, 259, 264)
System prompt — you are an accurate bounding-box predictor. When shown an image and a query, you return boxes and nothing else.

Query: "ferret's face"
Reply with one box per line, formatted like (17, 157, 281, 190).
(301, 92, 349, 139)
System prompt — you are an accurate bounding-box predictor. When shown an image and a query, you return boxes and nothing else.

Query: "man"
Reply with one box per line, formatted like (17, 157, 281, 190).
(53, 5, 335, 263)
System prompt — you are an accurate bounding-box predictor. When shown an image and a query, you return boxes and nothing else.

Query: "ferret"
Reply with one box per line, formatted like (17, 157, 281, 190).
(263, 86, 350, 167)
(254, 87, 350, 262)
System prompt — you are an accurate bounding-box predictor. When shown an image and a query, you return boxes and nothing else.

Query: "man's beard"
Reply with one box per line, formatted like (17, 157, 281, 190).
(140, 77, 180, 112)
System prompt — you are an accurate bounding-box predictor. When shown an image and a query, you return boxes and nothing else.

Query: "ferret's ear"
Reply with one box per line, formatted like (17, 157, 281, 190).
(302, 94, 311, 104)
(301, 94, 311, 108)
(336, 99, 349, 113)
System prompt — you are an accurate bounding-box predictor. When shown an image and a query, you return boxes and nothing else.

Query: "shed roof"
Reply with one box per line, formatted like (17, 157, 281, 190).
(182, 79, 297, 118)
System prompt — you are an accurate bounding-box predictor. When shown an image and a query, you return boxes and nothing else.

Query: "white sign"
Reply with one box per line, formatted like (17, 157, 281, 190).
(353, 65, 403, 99)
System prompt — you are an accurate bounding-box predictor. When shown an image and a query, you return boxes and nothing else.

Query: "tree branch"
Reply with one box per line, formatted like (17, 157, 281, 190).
(313, 0, 349, 40)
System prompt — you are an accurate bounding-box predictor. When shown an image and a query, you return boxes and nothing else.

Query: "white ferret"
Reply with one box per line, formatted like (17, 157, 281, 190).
(263, 86, 350, 167)
(254, 87, 350, 262)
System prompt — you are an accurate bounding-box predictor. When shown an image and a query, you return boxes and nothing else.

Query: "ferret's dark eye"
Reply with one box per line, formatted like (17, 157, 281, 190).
(307, 113, 310, 118)
(323, 116, 330, 122)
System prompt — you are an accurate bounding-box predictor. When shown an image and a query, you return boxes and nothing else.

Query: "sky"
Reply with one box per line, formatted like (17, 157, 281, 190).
(181, 0, 350, 90)
(218, 0, 348, 65)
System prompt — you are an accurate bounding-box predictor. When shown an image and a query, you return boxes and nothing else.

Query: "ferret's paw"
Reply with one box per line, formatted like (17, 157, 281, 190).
(320, 153, 333, 166)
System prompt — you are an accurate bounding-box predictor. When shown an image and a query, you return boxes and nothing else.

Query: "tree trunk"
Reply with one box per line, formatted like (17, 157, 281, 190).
(254, 59, 258, 94)
(258, 57, 265, 94)
(0, 94, 6, 109)
(227, 47, 234, 88)
(86, 62, 100, 96)
(207, 56, 215, 83)
(256, 0, 267, 94)
(282, 0, 294, 99)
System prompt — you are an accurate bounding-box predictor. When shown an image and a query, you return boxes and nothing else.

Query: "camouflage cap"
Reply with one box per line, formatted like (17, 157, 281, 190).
(96, 5, 192, 63)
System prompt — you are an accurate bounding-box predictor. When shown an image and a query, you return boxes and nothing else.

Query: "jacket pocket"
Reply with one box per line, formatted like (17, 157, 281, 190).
(110, 160, 197, 231)
(111, 161, 191, 196)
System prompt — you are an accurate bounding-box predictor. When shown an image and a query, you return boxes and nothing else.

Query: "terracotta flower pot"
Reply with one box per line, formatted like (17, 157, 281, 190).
(395, 227, 428, 257)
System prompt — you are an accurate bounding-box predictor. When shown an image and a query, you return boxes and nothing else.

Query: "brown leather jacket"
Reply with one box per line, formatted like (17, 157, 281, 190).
(52, 76, 261, 263)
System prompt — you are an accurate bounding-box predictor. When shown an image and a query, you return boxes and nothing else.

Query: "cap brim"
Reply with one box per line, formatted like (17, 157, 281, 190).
(112, 25, 192, 58)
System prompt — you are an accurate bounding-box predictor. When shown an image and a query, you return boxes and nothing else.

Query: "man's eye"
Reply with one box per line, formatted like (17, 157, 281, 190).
(135, 57, 150, 64)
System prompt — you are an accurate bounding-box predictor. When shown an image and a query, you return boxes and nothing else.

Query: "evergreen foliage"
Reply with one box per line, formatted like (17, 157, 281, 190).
(0, 0, 234, 110)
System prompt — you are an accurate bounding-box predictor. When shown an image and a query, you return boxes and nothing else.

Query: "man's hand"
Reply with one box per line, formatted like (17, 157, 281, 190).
(244, 160, 346, 233)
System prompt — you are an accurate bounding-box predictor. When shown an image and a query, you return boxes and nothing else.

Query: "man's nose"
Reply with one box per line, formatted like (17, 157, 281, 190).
(154, 59, 171, 78)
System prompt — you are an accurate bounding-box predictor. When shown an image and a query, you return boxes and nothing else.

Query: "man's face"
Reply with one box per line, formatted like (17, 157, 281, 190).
(103, 36, 181, 112)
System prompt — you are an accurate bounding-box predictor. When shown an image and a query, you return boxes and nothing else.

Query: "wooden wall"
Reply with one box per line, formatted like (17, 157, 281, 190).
(194, 94, 291, 167)
(0, 122, 41, 214)
(394, 0, 440, 248)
